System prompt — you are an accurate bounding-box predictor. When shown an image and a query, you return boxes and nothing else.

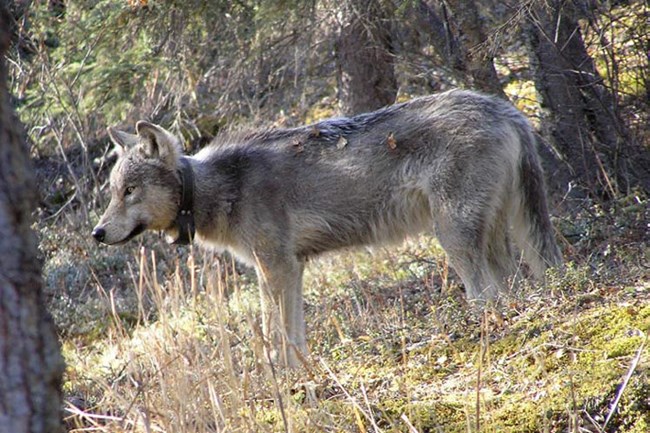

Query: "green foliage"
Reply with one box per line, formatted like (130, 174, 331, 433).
(18, 2, 153, 137)
(11, 0, 323, 157)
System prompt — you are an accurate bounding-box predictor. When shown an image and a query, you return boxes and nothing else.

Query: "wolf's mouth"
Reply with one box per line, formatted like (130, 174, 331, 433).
(114, 223, 147, 245)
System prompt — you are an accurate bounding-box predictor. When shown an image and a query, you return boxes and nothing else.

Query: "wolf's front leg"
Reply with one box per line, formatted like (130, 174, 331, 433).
(255, 256, 307, 367)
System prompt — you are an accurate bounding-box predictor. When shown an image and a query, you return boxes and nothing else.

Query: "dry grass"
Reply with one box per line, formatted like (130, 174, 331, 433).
(59, 227, 650, 433)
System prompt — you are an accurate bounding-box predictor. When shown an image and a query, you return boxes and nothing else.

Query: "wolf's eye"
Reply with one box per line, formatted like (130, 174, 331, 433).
(124, 186, 136, 197)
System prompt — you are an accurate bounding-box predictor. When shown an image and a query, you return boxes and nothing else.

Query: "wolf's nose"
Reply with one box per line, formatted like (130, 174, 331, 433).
(92, 227, 106, 243)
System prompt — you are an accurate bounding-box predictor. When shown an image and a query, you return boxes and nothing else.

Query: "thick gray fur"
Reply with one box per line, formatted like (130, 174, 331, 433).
(93, 89, 562, 366)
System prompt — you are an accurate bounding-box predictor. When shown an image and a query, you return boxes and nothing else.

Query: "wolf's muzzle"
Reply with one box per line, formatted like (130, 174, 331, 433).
(92, 223, 147, 245)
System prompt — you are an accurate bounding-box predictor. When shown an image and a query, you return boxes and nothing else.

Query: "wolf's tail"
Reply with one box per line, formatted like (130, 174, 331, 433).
(513, 128, 563, 278)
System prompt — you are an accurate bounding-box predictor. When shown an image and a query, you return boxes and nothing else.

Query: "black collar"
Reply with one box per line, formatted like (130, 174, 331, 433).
(171, 157, 196, 245)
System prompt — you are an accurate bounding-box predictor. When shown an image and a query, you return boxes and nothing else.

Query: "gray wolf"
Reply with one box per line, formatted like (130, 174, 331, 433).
(92, 89, 562, 366)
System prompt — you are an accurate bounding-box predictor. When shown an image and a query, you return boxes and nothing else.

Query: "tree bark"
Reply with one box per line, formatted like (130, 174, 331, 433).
(525, 0, 650, 197)
(337, 0, 397, 115)
(0, 6, 65, 433)
(443, 0, 506, 98)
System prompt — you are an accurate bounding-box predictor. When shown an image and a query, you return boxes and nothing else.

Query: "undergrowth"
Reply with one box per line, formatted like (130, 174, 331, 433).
(57, 200, 649, 433)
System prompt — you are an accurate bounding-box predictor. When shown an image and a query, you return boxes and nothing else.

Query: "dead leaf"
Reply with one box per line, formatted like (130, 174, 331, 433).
(387, 132, 397, 150)
(310, 126, 320, 138)
(336, 135, 348, 149)
(292, 139, 304, 154)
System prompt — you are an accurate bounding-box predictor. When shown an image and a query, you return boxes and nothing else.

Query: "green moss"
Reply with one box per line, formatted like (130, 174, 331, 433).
(473, 303, 650, 432)
(378, 398, 466, 432)
(488, 399, 543, 433)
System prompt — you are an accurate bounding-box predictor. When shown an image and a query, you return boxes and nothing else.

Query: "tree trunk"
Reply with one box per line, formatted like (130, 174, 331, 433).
(525, 0, 650, 197)
(337, 0, 397, 115)
(0, 6, 65, 433)
(443, 0, 506, 98)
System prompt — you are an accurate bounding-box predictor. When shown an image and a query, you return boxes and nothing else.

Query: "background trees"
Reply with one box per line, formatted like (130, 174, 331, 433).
(337, 0, 397, 114)
(8, 0, 648, 200)
(525, 0, 650, 197)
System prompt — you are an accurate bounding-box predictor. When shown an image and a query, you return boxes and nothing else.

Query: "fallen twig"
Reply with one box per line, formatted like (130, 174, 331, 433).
(602, 335, 647, 430)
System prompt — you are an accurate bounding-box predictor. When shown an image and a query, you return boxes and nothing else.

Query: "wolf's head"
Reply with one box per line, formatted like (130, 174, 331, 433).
(92, 121, 182, 245)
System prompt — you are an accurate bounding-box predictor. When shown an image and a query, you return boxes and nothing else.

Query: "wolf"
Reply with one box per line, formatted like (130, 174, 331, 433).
(92, 89, 562, 366)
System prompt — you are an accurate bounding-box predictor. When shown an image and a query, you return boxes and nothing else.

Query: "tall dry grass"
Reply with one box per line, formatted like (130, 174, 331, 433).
(64, 239, 453, 433)
(62, 235, 650, 433)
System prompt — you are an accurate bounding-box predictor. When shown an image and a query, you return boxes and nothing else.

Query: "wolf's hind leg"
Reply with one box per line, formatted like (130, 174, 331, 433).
(434, 215, 502, 304)
(485, 211, 518, 293)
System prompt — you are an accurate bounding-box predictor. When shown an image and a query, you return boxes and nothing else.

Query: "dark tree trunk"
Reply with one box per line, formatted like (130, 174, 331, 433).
(525, 0, 650, 198)
(443, 0, 506, 98)
(0, 6, 65, 433)
(337, 0, 397, 115)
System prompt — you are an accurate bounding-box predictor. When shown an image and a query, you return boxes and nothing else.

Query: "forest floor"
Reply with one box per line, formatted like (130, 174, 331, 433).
(42, 184, 649, 433)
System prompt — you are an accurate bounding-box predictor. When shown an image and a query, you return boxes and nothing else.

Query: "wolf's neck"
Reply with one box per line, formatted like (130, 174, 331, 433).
(184, 156, 239, 246)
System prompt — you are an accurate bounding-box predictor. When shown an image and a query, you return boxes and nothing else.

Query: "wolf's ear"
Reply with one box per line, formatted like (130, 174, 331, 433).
(107, 127, 139, 157)
(135, 121, 182, 167)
